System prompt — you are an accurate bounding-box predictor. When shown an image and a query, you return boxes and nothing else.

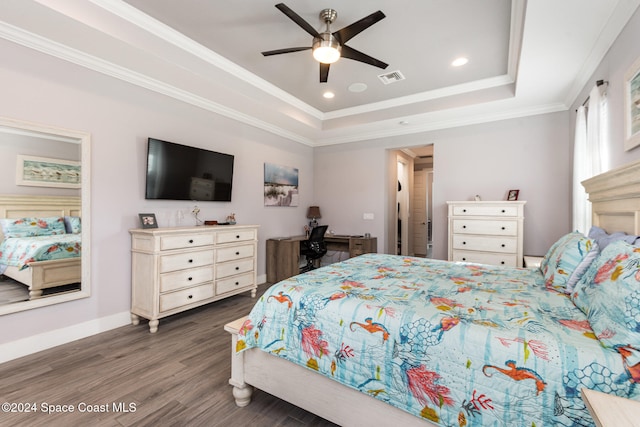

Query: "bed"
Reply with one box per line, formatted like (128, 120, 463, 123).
(0, 195, 81, 298)
(225, 159, 640, 426)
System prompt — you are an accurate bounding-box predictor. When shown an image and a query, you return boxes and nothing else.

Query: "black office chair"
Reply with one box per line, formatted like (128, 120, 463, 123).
(300, 225, 328, 273)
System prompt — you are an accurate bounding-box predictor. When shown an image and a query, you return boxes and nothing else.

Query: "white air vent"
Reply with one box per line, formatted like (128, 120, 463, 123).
(378, 70, 405, 84)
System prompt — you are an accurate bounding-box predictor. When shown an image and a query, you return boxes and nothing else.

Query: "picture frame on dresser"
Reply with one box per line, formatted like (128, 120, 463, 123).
(139, 213, 158, 229)
(507, 189, 519, 201)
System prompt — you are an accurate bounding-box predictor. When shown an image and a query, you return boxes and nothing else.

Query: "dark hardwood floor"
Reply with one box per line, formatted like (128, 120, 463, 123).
(0, 284, 338, 427)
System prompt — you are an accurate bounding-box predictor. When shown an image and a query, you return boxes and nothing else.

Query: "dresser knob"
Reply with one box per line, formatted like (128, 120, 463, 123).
(235, 281, 239, 286)
(236, 235, 240, 239)
(501, 244, 505, 247)
(462, 225, 466, 229)
(501, 227, 505, 230)
(235, 266, 240, 271)
(462, 209, 467, 213)
(501, 209, 505, 213)
(188, 295, 193, 299)
(188, 259, 193, 263)
(189, 239, 194, 244)
(462, 241, 466, 245)
(501, 261, 505, 265)
(462, 257, 466, 261)
(188, 277, 193, 281)
(236, 251, 240, 255)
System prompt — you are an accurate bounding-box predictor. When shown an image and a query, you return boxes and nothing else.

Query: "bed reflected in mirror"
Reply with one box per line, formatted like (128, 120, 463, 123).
(0, 117, 90, 315)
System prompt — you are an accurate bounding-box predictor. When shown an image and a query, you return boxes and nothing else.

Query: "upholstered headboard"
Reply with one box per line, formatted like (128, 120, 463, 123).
(0, 195, 81, 242)
(582, 158, 640, 235)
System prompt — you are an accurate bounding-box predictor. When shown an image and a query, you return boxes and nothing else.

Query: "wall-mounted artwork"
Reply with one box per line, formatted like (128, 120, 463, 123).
(16, 155, 81, 188)
(624, 56, 640, 151)
(264, 163, 299, 206)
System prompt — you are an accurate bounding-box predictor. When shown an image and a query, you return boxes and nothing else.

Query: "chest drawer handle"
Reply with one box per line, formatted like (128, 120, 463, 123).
(462, 209, 467, 213)
(235, 266, 240, 271)
(501, 227, 505, 230)
(188, 259, 193, 263)
(462, 257, 466, 261)
(188, 239, 194, 244)
(462, 225, 466, 229)
(188, 277, 193, 281)
(188, 295, 193, 299)
(501, 209, 506, 213)
(235, 281, 239, 286)
(501, 261, 505, 265)
(501, 244, 506, 247)
(462, 241, 466, 245)
(236, 251, 240, 255)
(236, 235, 240, 239)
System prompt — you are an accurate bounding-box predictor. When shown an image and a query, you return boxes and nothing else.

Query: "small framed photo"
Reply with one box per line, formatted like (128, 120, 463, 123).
(624, 55, 640, 151)
(139, 213, 158, 229)
(507, 189, 520, 201)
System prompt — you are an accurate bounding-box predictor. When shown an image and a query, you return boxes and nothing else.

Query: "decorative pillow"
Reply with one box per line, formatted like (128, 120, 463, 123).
(588, 226, 638, 251)
(540, 231, 599, 294)
(2, 216, 66, 238)
(571, 240, 640, 356)
(64, 216, 81, 234)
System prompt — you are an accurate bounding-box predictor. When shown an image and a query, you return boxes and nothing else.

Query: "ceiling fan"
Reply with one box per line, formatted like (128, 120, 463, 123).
(261, 3, 388, 83)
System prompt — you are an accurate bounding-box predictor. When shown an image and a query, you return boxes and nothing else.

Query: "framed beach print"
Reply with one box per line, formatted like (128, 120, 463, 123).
(264, 163, 299, 207)
(624, 56, 640, 151)
(16, 155, 81, 188)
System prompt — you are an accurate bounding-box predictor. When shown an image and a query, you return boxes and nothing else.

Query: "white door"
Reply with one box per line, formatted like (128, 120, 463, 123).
(413, 170, 428, 255)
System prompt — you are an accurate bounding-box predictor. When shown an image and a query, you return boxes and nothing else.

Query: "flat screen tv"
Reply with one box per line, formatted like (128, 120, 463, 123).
(145, 138, 234, 201)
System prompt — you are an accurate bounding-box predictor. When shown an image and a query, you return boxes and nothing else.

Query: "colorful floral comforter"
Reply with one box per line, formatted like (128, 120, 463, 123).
(0, 234, 81, 274)
(237, 254, 639, 426)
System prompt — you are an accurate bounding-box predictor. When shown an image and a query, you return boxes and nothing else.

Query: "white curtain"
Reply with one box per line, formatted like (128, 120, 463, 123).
(572, 85, 609, 233)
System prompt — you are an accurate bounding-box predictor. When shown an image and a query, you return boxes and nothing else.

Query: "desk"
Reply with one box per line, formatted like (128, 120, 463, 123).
(266, 234, 377, 283)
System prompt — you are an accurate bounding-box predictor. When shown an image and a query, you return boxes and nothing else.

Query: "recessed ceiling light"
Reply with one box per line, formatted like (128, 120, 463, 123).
(348, 83, 368, 93)
(452, 57, 469, 67)
(323, 91, 335, 99)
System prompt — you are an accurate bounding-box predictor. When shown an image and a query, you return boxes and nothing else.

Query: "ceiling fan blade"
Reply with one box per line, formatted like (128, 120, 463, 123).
(320, 63, 330, 83)
(262, 46, 311, 56)
(275, 3, 320, 38)
(341, 45, 388, 69)
(334, 10, 385, 44)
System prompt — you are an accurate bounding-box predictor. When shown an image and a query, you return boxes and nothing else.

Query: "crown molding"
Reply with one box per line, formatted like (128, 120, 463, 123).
(90, 0, 324, 121)
(314, 102, 568, 146)
(0, 21, 315, 147)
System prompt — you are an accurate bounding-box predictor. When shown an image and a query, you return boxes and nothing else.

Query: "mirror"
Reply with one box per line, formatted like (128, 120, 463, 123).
(0, 117, 90, 315)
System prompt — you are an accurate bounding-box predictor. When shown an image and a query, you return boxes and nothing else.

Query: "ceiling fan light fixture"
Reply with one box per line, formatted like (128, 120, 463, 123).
(313, 33, 341, 64)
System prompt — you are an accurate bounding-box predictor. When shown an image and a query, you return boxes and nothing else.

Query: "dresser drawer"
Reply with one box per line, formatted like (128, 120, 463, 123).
(452, 219, 517, 236)
(216, 244, 255, 263)
(160, 234, 214, 251)
(452, 250, 517, 267)
(216, 258, 254, 279)
(160, 266, 214, 293)
(216, 272, 254, 295)
(216, 229, 256, 244)
(159, 283, 214, 312)
(159, 250, 214, 273)
(452, 235, 517, 253)
(452, 205, 519, 217)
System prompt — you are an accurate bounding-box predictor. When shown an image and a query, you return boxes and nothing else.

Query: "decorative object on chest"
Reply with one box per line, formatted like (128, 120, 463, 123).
(447, 201, 526, 267)
(130, 224, 259, 332)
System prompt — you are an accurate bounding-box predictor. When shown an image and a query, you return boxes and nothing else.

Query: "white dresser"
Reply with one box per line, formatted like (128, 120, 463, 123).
(447, 201, 526, 267)
(130, 224, 259, 332)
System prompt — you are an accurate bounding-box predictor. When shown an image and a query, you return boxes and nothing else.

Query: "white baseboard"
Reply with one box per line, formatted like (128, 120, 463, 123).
(0, 311, 131, 364)
(1, 275, 269, 365)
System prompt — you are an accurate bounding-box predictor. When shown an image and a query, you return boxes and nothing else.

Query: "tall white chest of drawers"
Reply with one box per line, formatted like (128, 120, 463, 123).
(447, 201, 526, 267)
(130, 224, 259, 332)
